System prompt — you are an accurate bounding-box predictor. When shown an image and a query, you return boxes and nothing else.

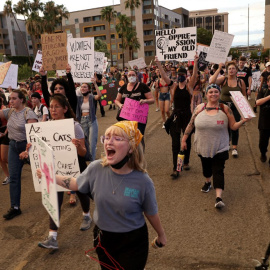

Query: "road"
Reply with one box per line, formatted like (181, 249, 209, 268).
(0, 94, 270, 270)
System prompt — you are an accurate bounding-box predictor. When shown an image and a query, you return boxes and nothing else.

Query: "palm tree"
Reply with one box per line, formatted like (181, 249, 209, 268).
(125, 27, 140, 61)
(94, 39, 109, 58)
(101, 6, 117, 66)
(115, 14, 131, 68)
(3, 0, 32, 66)
(124, 0, 141, 17)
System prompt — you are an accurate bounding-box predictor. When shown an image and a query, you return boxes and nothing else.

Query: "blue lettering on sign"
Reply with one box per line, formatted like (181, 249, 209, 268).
(124, 187, 140, 198)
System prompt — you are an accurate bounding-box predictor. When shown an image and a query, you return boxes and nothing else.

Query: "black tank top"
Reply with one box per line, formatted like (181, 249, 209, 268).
(174, 85, 191, 112)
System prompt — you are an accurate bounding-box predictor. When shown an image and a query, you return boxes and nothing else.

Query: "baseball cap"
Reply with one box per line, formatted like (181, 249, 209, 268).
(266, 62, 270, 67)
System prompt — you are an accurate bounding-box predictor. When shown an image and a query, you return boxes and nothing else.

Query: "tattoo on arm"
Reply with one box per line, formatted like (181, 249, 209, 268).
(184, 132, 190, 136)
(228, 108, 233, 115)
(62, 177, 72, 189)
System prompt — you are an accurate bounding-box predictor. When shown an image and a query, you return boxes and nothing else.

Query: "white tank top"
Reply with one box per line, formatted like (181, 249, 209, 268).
(81, 102, 90, 113)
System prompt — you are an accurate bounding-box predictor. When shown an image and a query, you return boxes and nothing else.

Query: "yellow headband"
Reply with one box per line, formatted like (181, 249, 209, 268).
(113, 121, 143, 147)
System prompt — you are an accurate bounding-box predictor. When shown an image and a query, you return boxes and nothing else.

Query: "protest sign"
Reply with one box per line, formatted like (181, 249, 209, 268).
(99, 81, 121, 106)
(197, 44, 209, 54)
(226, 55, 232, 62)
(32, 50, 42, 72)
(206, 30, 234, 64)
(155, 27, 197, 61)
(67, 37, 94, 82)
(198, 51, 209, 71)
(35, 134, 59, 227)
(0, 61, 11, 84)
(103, 57, 108, 72)
(120, 98, 149, 124)
(0, 62, 18, 89)
(56, 70, 66, 77)
(251, 71, 261, 91)
(94, 52, 105, 74)
(229, 91, 256, 119)
(128, 58, 147, 69)
(25, 119, 80, 192)
(41, 33, 68, 71)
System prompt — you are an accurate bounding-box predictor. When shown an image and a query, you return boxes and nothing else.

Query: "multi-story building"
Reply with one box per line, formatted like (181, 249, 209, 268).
(188, 8, 228, 34)
(264, 0, 270, 49)
(0, 12, 32, 57)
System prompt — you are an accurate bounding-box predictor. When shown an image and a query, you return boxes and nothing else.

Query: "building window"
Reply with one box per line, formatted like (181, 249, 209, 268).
(143, 9, 152, 14)
(111, 44, 116, 50)
(144, 30, 153, 35)
(165, 24, 170, 29)
(112, 54, 117, 60)
(75, 18, 79, 24)
(83, 17, 91, 22)
(94, 35, 106, 41)
(119, 44, 123, 48)
(119, 54, 123, 59)
(0, 44, 3, 50)
(76, 28, 80, 34)
(94, 25, 105, 31)
(133, 52, 138, 58)
(132, 20, 136, 26)
(29, 45, 33, 49)
(131, 9, 135, 16)
(145, 51, 154, 57)
(84, 27, 92, 32)
(143, 19, 153, 25)
(28, 35, 31, 41)
(65, 20, 69, 25)
(93, 15, 101, 21)
(143, 0, 151, 5)
(118, 34, 122, 38)
(196, 17, 203, 28)
(111, 34, 115, 39)
(66, 30, 71, 34)
(189, 18, 194, 27)
(144, 40, 154, 46)
(164, 14, 168, 20)
(175, 18, 180, 23)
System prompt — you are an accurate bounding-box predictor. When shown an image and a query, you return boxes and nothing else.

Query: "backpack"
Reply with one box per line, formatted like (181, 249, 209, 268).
(7, 107, 31, 121)
(39, 104, 50, 119)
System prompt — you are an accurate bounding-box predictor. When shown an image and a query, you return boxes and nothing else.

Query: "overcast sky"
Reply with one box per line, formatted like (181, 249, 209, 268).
(2, 0, 265, 46)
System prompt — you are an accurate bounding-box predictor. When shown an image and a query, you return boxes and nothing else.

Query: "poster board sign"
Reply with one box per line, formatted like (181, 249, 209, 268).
(99, 81, 123, 106)
(67, 37, 94, 82)
(103, 57, 108, 72)
(226, 56, 232, 62)
(198, 51, 209, 71)
(0, 61, 11, 84)
(120, 98, 149, 124)
(94, 52, 105, 74)
(251, 71, 261, 91)
(0, 62, 18, 89)
(35, 134, 59, 227)
(41, 33, 68, 71)
(197, 44, 209, 54)
(128, 58, 147, 69)
(25, 119, 80, 192)
(32, 50, 42, 72)
(229, 91, 256, 118)
(206, 30, 234, 64)
(56, 70, 66, 77)
(155, 27, 197, 61)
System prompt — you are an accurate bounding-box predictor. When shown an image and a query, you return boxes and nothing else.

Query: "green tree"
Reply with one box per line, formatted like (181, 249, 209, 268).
(125, 27, 140, 61)
(229, 49, 241, 60)
(197, 28, 213, 46)
(3, 0, 32, 66)
(124, 0, 141, 17)
(116, 14, 131, 68)
(94, 39, 110, 58)
(101, 6, 117, 66)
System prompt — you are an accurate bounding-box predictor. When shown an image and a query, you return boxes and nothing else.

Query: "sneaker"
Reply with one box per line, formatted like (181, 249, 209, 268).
(170, 171, 179, 179)
(38, 236, 58, 249)
(183, 164, 190, 171)
(232, 149, 238, 158)
(2, 176, 10, 185)
(162, 123, 165, 129)
(201, 182, 211, 193)
(260, 154, 267, 163)
(155, 108, 159, 112)
(215, 198, 225, 209)
(3, 207, 21, 220)
(80, 216, 92, 231)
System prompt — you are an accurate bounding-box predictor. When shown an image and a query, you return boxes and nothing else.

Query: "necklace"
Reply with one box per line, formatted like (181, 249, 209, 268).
(205, 103, 220, 111)
(110, 176, 125, 195)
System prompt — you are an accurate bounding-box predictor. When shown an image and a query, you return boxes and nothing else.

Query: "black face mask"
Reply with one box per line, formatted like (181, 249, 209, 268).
(178, 75, 186, 83)
(111, 155, 130, 169)
(82, 91, 90, 96)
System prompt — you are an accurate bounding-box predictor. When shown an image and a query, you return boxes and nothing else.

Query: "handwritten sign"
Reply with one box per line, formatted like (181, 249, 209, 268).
(35, 134, 59, 227)
(100, 81, 121, 106)
(229, 91, 256, 119)
(198, 51, 209, 71)
(0, 61, 11, 84)
(41, 33, 67, 71)
(67, 37, 94, 82)
(120, 98, 149, 124)
(251, 71, 261, 91)
(32, 50, 42, 72)
(206, 30, 234, 64)
(197, 44, 209, 54)
(128, 58, 147, 69)
(25, 119, 80, 192)
(94, 52, 105, 74)
(103, 57, 108, 72)
(0, 62, 18, 89)
(155, 27, 197, 61)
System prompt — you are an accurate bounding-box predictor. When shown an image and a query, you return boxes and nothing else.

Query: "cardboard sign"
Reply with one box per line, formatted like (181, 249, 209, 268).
(0, 61, 11, 84)
(94, 52, 105, 74)
(32, 50, 42, 72)
(56, 70, 66, 77)
(251, 71, 261, 91)
(41, 33, 68, 71)
(198, 51, 209, 71)
(0, 62, 18, 89)
(35, 134, 60, 227)
(25, 119, 80, 192)
(100, 81, 123, 106)
(229, 91, 256, 119)
(120, 98, 149, 124)
(128, 58, 147, 69)
(206, 30, 234, 64)
(155, 27, 197, 61)
(197, 44, 209, 54)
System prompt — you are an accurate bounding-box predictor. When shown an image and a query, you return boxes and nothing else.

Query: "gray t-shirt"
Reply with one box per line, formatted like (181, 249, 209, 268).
(3, 108, 38, 141)
(74, 121, 84, 139)
(77, 160, 158, 232)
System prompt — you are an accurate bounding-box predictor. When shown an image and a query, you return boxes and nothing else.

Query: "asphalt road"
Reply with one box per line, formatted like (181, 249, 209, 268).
(1, 94, 270, 270)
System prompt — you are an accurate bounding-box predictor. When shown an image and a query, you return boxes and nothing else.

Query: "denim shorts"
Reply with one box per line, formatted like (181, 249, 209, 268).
(159, 92, 170, 101)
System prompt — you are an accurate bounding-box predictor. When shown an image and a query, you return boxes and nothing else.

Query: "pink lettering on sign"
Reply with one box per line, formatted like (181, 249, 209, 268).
(120, 98, 149, 124)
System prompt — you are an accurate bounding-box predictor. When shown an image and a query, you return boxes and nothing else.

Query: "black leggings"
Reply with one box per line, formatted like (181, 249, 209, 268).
(199, 151, 229, 190)
(93, 224, 149, 270)
(259, 129, 270, 155)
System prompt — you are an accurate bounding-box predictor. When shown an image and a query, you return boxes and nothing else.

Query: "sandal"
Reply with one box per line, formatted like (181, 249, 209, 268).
(69, 194, 77, 205)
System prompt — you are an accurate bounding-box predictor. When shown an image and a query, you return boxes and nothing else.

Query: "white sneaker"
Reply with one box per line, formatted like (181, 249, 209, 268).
(232, 149, 238, 158)
(155, 108, 159, 112)
(2, 176, 10, 185)
(162, 122, 165, 129)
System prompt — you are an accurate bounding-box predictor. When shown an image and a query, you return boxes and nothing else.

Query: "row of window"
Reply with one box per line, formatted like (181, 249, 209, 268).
(84, 25, 106, 32)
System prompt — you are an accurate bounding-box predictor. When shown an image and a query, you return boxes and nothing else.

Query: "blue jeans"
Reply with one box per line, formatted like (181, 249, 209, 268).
(80, 116, 98, 160)
(8, 140, 27, 208)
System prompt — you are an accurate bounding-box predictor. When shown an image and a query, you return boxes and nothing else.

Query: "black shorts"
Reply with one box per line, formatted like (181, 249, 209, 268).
(0, 127, 9, 146)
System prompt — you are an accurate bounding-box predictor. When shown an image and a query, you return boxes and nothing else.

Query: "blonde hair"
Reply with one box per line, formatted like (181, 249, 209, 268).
(101, 125, 147, 173)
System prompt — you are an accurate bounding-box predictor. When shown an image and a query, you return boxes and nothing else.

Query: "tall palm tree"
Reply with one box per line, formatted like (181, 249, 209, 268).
(3, 0, 32, 65)
(125, 27, 140, 61)
(115, 14, 131, 68)
(124, 0, 141, 17)
(94, 39, 109, 58)
(101, 6, 117, 66)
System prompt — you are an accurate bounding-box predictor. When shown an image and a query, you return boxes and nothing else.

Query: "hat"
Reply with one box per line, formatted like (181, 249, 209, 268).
(31, 92, 41, 99)
(266, 62, 270, 67)
(206, 84, 221, 93)
(178, 68, 187, 75)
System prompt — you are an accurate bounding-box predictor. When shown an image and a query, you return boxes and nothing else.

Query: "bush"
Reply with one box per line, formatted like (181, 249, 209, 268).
(6, 56, 34, 67)
(18, 63, 33, 81)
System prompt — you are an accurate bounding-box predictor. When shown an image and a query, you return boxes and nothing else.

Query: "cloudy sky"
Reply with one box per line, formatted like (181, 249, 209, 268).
(3, 0, 265, 46)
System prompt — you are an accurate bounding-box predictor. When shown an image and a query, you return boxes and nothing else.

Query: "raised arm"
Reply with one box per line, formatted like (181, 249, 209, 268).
(92, 77, 102, 100)
(39, 66, 50, 107)
(155, 56, 171, 85)
(209, 63, 225, 85)
(65, 64, 77, 113)
(188, 54, 199, 91)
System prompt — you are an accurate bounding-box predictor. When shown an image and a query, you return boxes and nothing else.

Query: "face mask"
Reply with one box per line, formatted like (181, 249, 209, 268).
(111, 155, 130, 169)
(128, 76, 137, 83)
(82, 91, 90, 96)
(178, 75, 186, 83)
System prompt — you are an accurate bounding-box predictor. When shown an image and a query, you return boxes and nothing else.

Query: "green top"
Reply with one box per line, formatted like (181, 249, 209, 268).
(220, 78, 242, 102)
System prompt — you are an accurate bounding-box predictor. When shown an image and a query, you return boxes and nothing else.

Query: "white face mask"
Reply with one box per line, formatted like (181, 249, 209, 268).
(128, 76, 137, 83)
